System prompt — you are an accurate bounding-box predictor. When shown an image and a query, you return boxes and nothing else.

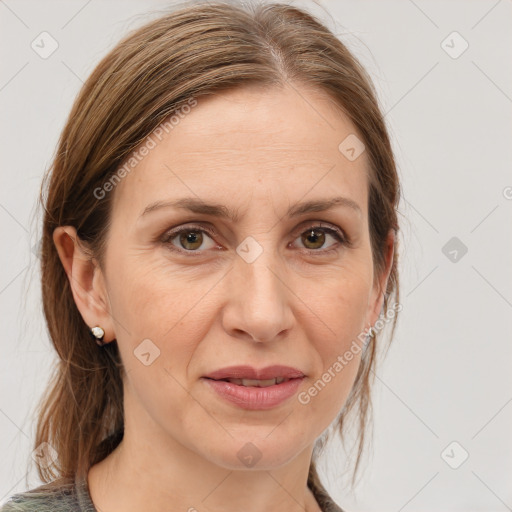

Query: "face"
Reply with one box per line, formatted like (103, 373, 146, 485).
(65, 84, 393, 471)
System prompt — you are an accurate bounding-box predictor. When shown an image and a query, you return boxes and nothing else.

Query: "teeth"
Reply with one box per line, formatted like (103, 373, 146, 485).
(223, 377, 290, 387)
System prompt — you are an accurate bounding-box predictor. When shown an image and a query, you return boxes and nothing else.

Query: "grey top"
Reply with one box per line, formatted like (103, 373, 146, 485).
(0, 477, 95, 512)
(0, 475, 345, 512)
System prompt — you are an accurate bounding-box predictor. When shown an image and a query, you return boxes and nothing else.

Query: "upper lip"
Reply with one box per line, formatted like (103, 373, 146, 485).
(203, 365, 305, 381)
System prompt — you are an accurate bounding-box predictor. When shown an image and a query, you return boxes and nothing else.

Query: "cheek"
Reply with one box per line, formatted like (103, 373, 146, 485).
(311, 263, 371, 342)
(301, 355, 362, 435)
(301, 265, 370, 408)
(300, 292, 366, 421)
(108, 250, 208, 334)
(106, 254, 214, 381)
(107, 262, 210, 428)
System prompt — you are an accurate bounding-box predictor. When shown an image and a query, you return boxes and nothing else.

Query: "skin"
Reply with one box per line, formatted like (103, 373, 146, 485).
(54, 83, 394, 512)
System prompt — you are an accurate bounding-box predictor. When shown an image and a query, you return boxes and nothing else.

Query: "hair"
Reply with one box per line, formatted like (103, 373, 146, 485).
(26, 0, 401, 507)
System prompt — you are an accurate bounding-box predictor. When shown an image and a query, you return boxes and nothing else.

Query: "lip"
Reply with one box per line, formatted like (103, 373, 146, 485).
(203, 365, 305, 381)
(202, 376, 305, 410)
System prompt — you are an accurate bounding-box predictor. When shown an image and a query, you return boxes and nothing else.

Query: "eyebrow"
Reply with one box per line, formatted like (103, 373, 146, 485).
(140, 196, 362, 222)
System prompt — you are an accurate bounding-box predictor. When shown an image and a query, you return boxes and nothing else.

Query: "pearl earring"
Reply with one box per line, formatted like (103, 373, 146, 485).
(89, 326, 106, 346)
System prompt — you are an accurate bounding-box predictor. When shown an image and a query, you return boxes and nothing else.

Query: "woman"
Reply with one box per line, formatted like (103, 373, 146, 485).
(1, 1, 400, 511)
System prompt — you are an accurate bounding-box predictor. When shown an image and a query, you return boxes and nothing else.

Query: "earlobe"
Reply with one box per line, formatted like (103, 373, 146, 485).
(52, 226, 115, 343)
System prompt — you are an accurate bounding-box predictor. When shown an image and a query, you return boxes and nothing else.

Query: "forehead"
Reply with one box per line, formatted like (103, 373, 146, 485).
(112, 84, 369, 220)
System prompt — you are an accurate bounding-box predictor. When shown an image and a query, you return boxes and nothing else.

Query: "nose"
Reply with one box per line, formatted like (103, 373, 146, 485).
(220, 242, 294, 344)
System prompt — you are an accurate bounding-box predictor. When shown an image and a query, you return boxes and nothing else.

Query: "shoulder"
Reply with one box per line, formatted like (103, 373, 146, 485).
(0, 479, 79, 512)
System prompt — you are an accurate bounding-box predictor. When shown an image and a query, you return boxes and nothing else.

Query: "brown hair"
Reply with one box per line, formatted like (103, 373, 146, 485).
(32, 0, 400, 504)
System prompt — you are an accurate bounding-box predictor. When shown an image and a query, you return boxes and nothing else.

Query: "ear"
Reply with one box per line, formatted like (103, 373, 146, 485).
(53, 226, 116, 343)
(365, 229, 396, 329)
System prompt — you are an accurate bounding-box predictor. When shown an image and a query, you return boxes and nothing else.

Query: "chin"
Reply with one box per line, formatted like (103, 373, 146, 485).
(201, 432, 311, 471)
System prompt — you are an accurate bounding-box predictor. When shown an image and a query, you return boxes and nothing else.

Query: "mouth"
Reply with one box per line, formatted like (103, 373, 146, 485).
(201, 365, 306, 410)
(204, 376, 294, 387)
(203, 364, 305, 382)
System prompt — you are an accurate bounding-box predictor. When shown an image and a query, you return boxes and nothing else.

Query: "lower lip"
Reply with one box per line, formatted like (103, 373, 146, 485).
(202, 377, 304, 410)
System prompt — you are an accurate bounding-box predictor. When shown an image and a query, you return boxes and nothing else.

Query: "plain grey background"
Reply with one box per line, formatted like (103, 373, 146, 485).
(1, 1, 511, 510)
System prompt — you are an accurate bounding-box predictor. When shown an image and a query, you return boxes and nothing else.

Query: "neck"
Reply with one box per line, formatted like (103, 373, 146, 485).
(88, 427, 322, 512)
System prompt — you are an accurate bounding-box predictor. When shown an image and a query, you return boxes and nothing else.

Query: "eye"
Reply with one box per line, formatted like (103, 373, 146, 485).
(291, 223, 347, 254)
(161, 222, 348, 255)
(162, 225, 218, 254)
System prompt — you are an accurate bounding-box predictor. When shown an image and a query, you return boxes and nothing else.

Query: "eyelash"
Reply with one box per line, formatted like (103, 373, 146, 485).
(160, 222, 349, 256)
